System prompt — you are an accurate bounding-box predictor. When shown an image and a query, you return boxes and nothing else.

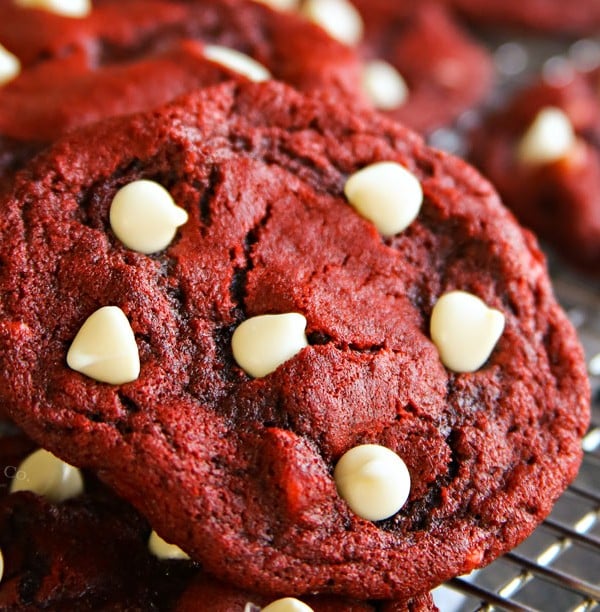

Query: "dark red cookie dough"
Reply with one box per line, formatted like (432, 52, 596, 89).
(469, 69, 600, 273)
(0, 430, 436, 611)
(350, 0, 493, 132)
(175, 575, 436, 611)
(0, 0, 361, 181)
(442, 0, 600, 35)
(0, 81, 589, 599)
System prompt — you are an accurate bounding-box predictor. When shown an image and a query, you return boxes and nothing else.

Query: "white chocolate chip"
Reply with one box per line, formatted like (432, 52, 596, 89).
(516, 107, 577, 165)
(14, 0, 91, 18)
(202, 45, 271, 82)
(301, 0, 363, 46)
(430, 291, 505, 373)
(588, 352, 600, 376)
(334, 444, 410, 521)
(109, 180, 188, 254)
(0, 44, 20, 86)
(362, 60, 409, 110)
(262, 598, 314, 612)
(9, 449, 84, 502)
(344, 161, 423, 236)
(148, 530, 190, 560)
(231, 313, 308, 378)
(253, 0, 299, 10)
(67, 306, 140, 385)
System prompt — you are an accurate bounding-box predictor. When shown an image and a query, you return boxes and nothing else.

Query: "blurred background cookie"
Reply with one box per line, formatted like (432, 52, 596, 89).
(442, 0, 600, 36)
(0, 0, 362, 185)
(260, 0, 494, 133)
(469, 65, 600, 273)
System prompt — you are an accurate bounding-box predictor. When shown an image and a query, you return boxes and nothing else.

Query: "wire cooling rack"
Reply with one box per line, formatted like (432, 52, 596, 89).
(432, 267, 600, 612)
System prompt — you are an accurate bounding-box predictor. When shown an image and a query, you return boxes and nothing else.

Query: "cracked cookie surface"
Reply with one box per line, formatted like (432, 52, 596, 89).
(0, 81, 589, 599)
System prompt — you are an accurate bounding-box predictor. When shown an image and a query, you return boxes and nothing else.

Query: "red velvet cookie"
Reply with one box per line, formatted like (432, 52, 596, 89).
(0, 81, 589, 599)
(469, 69, 600, 273)
(0, 0, 361, 181)
(0, 430, 436, 610)
(443, 0, 600, 36)
(351, 0, 494, 132)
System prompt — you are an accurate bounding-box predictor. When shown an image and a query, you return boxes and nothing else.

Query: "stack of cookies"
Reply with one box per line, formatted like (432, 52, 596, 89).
(0, 1, 591, 610)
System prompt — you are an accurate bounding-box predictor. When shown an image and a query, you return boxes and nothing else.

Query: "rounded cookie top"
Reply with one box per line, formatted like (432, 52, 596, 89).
(0, 41, 236, 182)
(0, 81, 589, 599)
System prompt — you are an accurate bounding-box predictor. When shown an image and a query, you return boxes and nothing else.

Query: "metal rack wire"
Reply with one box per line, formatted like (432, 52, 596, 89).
(434, 268, 600, 612)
